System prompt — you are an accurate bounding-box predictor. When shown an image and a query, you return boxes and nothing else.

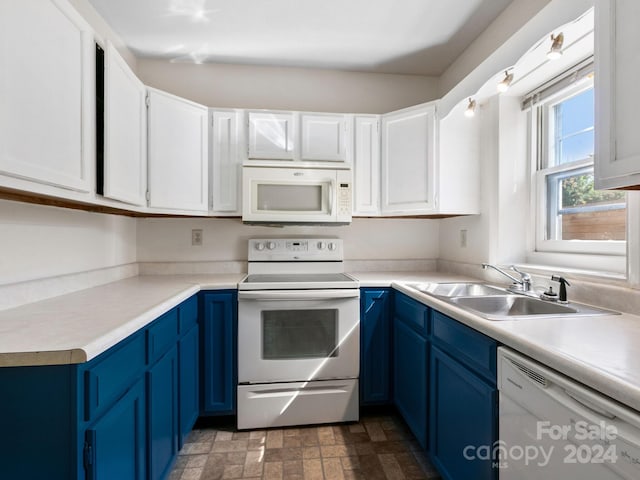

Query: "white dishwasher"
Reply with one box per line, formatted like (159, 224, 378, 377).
(498, 347, 640, 479)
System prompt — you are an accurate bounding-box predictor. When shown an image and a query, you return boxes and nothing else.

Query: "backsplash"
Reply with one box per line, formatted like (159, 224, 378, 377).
(0, 263, 138, 311)
(137, 258, 438, 276)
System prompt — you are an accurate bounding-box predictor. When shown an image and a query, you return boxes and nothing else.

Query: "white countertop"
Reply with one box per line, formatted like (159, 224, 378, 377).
(391, 281, 640, 413)
(1, 270, 640, 413)
(0, 274, 244, 367)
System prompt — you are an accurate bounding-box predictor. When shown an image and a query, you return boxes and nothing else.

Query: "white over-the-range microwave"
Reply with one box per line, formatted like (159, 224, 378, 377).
(242, 164, 353, 225)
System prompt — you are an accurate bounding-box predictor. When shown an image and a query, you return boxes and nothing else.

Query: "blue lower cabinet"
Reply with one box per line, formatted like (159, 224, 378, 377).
(84, 331, 147, 422)
(200, 290, 237, 415)
(84, 378, 146, 480)
(147, 345, 179, 480)
(360, 288, 392, 405)
(429, 346, 497, 480)
(393, 317, 428, 449)
(179, 325, 200, 448)
(0, 364, 80, 480)
(0, 295, 203, 479)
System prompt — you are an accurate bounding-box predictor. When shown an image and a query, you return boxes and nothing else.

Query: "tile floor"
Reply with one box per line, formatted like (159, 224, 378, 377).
(169, 411, 442, 480)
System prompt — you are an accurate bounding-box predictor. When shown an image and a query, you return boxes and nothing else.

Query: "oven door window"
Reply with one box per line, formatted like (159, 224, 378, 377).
(262, 309, 338, 359)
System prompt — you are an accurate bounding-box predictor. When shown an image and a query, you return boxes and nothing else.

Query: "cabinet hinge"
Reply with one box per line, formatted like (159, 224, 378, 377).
(145, 94, 150, 108)
(83, 442, 93, 468)
(146, 190, 150, 201)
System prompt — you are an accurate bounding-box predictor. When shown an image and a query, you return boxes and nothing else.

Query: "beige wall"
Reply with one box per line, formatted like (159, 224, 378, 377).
(137, 217, 440, 263)
(0, 200, 137, 285)
(137, 59, 439, 113)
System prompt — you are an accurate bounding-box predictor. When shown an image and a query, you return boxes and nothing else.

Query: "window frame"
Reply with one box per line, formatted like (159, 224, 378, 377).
(532, 78, 626, 257)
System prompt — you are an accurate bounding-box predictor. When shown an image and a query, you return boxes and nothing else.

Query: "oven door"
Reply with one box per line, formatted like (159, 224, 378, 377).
(238, 289, 360, 384)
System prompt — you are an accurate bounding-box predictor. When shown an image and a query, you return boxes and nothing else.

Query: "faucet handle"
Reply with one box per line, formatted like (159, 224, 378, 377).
(510, 265, 531, 280)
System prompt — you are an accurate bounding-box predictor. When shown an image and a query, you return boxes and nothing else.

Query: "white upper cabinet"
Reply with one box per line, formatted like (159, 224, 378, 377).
(147, 88, 209, 213)
(247, 111, 350, 163)
(247, 111, 296, 160)
(381, 104, 436, 214)
(437, 102, 480, 215)
(300, 114, 348, 162)
(0, 0, 93, 193)
(353, 115, 381, 215)
(595, 0, 640, 189)
(210, 109, 243, 214)
(102, 41, 147, 206)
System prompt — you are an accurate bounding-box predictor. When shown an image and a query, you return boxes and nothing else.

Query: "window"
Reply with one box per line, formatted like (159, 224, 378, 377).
(534, 74, 626, 256)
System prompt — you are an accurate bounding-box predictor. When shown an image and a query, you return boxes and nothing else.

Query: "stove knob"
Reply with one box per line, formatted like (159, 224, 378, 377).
(255, 242, 265, 251)
(267, 241, 277, 250)
(317, 241, 326, 250)
(328, 242, 337, 251)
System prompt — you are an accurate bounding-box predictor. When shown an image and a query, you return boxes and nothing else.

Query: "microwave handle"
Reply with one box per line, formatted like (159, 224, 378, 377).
(328, 181, 334, 215)
(238, 290, 360, 301)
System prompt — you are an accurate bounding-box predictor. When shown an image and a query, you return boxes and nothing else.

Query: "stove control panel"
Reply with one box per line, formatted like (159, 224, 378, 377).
(248, 238, 343, 261)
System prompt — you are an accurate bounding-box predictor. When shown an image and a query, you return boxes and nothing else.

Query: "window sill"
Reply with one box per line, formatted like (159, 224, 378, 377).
(522, 250, 627, 286)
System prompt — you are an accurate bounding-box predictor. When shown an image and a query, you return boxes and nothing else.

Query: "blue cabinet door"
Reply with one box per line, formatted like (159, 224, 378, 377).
(429, 346, 497, 480)
(147, 346, 179, 480)
(201, 290, 237, 414)
(0, 364, 79, 480)
(393, 316, 428, 449)
(360, 288, 392, 405)
(179, 325, 199, 448)
(85, 378, 146, 480)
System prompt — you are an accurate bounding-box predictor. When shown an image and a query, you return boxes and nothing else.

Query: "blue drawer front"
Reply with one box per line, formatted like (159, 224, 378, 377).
(147, 308, 179, 364)
(84, 332, 146, 422)
(394, 291, 430, 336)
(431, 311, 497, 383)
(178, 295, 198, 334)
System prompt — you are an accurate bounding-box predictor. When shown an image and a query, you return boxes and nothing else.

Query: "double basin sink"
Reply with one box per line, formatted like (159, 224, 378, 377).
(407, 282, 617, 321)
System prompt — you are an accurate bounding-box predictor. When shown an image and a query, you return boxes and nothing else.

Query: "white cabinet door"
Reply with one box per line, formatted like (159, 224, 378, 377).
(353, 115, 380, 215)
(211, 109, 242, 214)
(300, 114, 348, 162)
(595, 0, 640, 189)
(0, 0, 92, 192)
(103, 41, 147, 206)
(247, 111, 295, 160)
(381, 104, 436, 214)
(147, 89, 208, 212)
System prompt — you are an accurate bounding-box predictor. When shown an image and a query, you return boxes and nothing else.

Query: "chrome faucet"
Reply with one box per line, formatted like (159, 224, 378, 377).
(482, 263, 532, 293)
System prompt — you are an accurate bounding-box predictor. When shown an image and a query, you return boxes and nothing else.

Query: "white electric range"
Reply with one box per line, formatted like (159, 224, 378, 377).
(237, 238, 360, 430)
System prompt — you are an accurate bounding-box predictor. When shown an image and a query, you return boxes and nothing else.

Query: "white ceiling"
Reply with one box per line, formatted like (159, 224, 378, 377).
(88, 0, 513, 76)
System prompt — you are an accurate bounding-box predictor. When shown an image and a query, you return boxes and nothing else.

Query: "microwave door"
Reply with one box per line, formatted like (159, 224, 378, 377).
(241, 166, 351, 224)
(256, 182, 329, 214)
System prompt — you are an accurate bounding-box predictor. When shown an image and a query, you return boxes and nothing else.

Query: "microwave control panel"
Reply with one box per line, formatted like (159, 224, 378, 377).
(337, 182, 352, 218)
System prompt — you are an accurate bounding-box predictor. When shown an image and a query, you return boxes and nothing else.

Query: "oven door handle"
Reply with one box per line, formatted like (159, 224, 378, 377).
(238, 290, 360, 301)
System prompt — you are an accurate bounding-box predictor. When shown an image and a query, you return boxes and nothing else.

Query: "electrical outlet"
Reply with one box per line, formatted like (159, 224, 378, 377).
(192, 229, 203, 246)
(460, 229, 467, 248)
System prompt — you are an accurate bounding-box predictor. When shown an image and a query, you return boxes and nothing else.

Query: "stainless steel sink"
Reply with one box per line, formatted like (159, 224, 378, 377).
(406, 282, 618, 320)
(409, 282, 509, 297)
(450, 295, 616, 320)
